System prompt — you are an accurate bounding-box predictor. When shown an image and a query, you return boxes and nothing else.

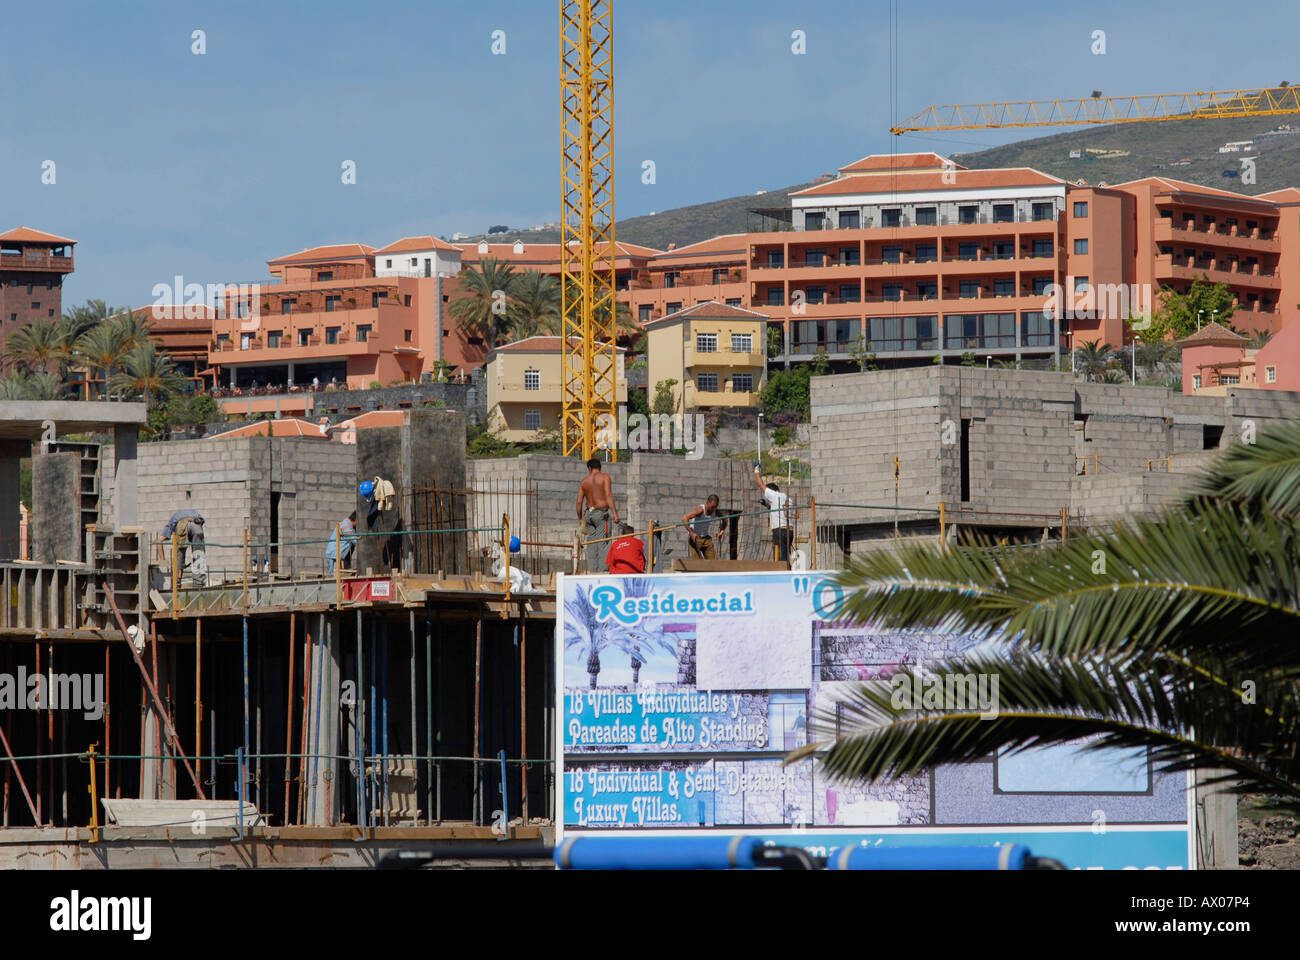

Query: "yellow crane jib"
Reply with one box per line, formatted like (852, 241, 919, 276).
(890, 85, 1300, 134)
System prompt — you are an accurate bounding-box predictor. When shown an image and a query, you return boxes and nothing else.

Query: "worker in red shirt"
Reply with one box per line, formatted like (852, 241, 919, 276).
(605, 523, 646, 574)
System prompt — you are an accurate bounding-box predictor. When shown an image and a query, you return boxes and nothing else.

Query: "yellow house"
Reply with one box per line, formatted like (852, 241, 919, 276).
(486, 336, 627, 442)
(645, 301, 768, 411)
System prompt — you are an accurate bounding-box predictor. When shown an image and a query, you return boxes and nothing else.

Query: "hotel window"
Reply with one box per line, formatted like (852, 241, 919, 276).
(372, 292, 382, 307)
(282, 299, 295, 315)
(1032, 202, 1054, 222)
(31, 301, 40, 309)
(356, 325, 370, 342)
(882, 245, 903, 263)
(666, 302, 682, 313)
(26, 284, 33, 294)
(838, 210, 860, 229)
(839, 246, 860, 266)
(766, 289, 783, 306)
(1220, 374, 1240, 385)
(410, 257, 418, 267)
(805, 212, 825, 230)
(915, 207, 937, 226)
(1074, 276, 1089, 293)
(1021, 311, 1053, 346)
(1032, 238, 1053, 257)
(298, 329, 312, 347)
(725, 298, 742, 307)
(916, 281, 937, 299)
(959, 280, 980, 298)
(994, 278, 1014, 297)
(731, 333, 753, 353)
(992, 204, 1014, 223)
(993, 240, 1014, 260)
(404, 329, 413, 342)
(664, 272, 678, 288)
(1073, 202, 1088, 218)
(882, 208, 901, 228)
(386, 259, 393, 268)
(216, 334, 229, 348)
(1031, 276, 1052, 295)
(325, 295, 340, 312)
(805, 248, 825, 266)
(958, 242, 978, 261)
(915, 243, 937, 262)
(1193, 374, 1202, 389)
(805, 286, 826, 304)
(696, 372, 719, 392)
(615, 274, 629, 290)
(1267, 366, 1276, 383)
(524, 409, 541, 431)
(241, 333, 252, 350)
(404, 295, 411, 307)
(712, 268, 730, 284)
(766, 250, 784, 268)
(524, 369, 540, 390)
(839, 284, 861, 303)
(696, 333, 718, 353)
(883, 283, 903, 302)
(958, 205, 979, 224)
(638, 305, 652, 323)
(1074, 238, 1088, 254)
(732, 373, 754, 393)
(318, 271, 334, 281)
(267, 330, 281, 348)
(325, 326, 340, 345)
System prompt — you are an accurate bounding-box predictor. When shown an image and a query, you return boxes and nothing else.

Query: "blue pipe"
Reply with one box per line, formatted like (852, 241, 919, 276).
(241, 617, 249, 795)
(355, 610, 363, 832)
(309, 621, 325, 824)
(381, 617, 389, 826)
(369, 614, 377, 829)
(235, 746, 245, 841)
(554, 836, 763, 870)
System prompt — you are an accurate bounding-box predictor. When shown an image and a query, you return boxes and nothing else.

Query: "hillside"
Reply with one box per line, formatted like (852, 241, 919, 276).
(462, 113, 1300, 251)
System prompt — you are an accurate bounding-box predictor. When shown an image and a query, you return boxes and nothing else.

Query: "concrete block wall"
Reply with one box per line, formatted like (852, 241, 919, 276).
(1071, 472, 1187, 524)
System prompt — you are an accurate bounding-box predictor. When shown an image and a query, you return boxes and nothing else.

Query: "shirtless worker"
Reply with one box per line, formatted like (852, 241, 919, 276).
(577, 458, 620, 573)
(681, 494, 727, 560)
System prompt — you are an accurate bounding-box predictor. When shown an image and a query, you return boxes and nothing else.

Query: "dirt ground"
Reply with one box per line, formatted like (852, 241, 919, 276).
(1238, 796, 1300, 869)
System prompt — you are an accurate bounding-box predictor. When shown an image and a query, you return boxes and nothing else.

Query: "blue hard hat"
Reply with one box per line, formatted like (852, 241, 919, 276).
(359, 480, 375, 499)
(509, 535, 521, 553)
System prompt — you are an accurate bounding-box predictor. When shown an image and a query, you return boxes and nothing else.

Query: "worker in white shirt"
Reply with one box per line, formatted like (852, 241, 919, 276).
(753, 464, 792, 563)
(682, 494, 727, 560)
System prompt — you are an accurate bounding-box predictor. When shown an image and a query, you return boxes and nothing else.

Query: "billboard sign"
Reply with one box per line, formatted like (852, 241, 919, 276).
(555, 571, 1193, 869)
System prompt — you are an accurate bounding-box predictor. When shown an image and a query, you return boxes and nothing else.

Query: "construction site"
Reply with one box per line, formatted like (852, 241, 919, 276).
(0, 363, 1294, 868)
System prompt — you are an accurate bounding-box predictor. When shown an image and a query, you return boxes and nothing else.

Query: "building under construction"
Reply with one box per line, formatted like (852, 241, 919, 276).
(0, 399, 825, 868)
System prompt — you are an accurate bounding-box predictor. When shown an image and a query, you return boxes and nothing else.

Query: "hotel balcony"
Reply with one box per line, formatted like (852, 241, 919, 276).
(0, 251, 74, 272)
(685, 346, 766, 367)
(208, 306, 404, 364)
(1153, 220, 1278, 252)
(495, 381, 565, 404)
(682, 382, 759, 409)
(1153, 255, 1281, 290)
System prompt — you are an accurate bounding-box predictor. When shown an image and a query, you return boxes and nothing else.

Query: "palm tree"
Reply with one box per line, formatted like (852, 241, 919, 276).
(793, 419, 1300, 809)
(106, 309, 153, 353)
(74, 321, 129, 399)
(1248, 329, 1273, 350)
(1074, 339, 1115, 381)
(3, 320, 68, 375)
(108, 340, 184, 407)
(450, 258, 518, 347)
(507, 270, 562, 338)
(0, 371, 69, 401)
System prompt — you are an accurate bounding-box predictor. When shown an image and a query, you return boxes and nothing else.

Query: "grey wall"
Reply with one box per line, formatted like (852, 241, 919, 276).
(31, 451, 81, 563)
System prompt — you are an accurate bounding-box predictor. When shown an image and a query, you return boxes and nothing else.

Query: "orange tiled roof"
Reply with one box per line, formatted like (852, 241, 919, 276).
(375, 235, 461, 254)
(0, 226, 76, 244)
(491, 335, 626, 354)
(1256, 187, 1300, 203)
(791, 168, 1063, 197)
(1110, 176, 1274, 204)
(267, 243, 376, 266)
(210, 418, 329, 440)
(1176, 321, 1248, 346)
(652, 234, 748, 261)
(456, 240, 661, 263)
(837, 152, 963, 174)
(334, 410, 408, 430)
(643, 300, 769, 327)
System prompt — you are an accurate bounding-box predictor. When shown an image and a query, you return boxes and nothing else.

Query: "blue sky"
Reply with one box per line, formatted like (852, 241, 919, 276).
(2, 0, 1295, 306)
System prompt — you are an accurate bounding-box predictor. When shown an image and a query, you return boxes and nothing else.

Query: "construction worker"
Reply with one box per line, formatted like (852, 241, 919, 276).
(160, 509, 207, 586)
(576, 458, 619, 573)
(326, 511, 359, 573)
(606, 523, 646, 574)
(753, 464, 793, 563)
(682, 495, 727, 560)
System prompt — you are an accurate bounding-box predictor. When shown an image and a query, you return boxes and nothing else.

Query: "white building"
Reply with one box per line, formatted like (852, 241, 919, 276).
(373, 236, 463, 278)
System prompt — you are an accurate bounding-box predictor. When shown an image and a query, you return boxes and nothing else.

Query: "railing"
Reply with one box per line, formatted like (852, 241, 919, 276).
(0, 253, 74, 270)
(1146, 458, 1170, 473)
(1076, 454, 1101, 476)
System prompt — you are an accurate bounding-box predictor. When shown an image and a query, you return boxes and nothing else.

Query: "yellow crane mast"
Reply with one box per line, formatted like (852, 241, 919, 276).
(890, 85, 1300, 134)
(560, 0, 617, 460)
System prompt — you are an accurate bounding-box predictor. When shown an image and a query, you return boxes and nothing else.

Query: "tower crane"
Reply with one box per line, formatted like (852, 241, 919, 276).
(890, 85, 1300, 134)
(560, 0, 617, 460)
